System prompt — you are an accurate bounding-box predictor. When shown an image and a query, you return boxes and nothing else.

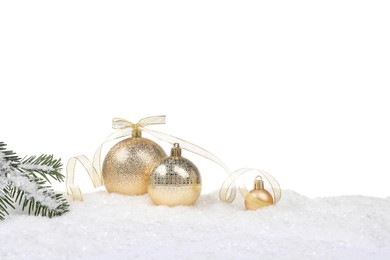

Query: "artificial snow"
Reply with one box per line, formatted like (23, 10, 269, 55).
(1, 190, 390, 259)
(18, 163, 55, 172)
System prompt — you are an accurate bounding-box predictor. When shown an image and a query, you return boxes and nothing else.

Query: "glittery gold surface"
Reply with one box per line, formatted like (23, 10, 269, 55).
(148, 146, 202, 206)
(102, 137, 166, 195)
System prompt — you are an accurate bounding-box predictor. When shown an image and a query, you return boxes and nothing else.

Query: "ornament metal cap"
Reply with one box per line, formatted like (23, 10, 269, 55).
(132, 127, 142, 138)
(171, 143, 182, 157)
(254, 175, 264, 190)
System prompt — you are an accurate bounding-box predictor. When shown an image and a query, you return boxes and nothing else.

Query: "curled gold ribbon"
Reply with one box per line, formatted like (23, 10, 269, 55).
(66, 116, 281, 204)
(219, 168, 281, 204)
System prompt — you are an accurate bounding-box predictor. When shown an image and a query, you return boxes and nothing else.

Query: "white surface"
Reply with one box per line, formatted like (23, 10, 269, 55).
(1, 190, 390, 259)
(1, 1, 390, 198)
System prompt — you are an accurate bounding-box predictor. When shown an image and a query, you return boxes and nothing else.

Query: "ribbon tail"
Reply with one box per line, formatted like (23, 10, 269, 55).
(219, 176, 237, 203)
(66, 127, 133, 201)
(142, 127, 231, 174)
(219, 168, 247, 203)
(66, 155, 103, 201)
(141, 128, 247, 204)
(138, 115, 166, 127)
(112, 118, 135, 130)
(92, 127, 133, 175)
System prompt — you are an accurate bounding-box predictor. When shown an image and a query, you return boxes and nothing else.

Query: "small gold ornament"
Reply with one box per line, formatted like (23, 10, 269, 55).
(102, 127, 166, 195)
(148, 143, 202, 206)
(244, 176, 274, 210)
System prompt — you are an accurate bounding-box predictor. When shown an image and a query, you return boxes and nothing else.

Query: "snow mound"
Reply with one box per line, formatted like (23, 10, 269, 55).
(1, 190, 390, 259)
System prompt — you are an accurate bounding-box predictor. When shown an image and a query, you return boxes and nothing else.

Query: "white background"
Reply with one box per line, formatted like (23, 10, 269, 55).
(1, 1, 389, 198)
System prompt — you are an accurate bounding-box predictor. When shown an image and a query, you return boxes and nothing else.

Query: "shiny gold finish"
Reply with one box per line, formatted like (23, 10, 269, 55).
(254, 176, 264, 190)
(102, 132, 166, 195)
(132, 127, 142, 138)
(148, 143, 202, 206)
(170, 143, 182, 157)
(245, 176, 274, 210)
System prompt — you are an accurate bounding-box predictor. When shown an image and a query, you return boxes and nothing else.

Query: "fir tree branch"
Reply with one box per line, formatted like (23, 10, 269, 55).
(20, 155, 64, 183)
(9, 185, 69, 218)
(0, 142, 69, 220)
(0, 188, 15, 220)
(0, 142, 20, 167)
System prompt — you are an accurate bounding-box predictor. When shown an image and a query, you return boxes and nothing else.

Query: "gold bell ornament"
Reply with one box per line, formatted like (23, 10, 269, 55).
(148, 143, 202, 206)
(244, 176, 274, 210)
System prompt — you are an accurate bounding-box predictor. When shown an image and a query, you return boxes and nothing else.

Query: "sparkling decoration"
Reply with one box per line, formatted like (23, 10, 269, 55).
(66, 116, 281, 208)
(103, 128, 166, 195)
(244, 175, 274, 210)
(148, 143, 202, 206)
(66, 116, 168, 200)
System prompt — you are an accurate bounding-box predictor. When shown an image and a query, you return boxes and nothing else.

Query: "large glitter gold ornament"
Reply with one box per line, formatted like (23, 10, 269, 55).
(148, 143, 202, 206)
(102, 128, 166, 195)
(244, 176, 274, 210)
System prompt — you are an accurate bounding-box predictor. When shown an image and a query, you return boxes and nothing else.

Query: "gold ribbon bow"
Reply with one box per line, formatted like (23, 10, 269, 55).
(66, 116, 281, 204)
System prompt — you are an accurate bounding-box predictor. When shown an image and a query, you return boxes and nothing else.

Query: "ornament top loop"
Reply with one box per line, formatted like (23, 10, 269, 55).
(255, 175, 262, 181)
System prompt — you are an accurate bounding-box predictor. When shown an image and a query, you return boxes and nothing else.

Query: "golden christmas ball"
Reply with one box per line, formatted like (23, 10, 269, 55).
(102, 128, 166, 195)
(245, 176, 274, 210)
(148, 143, 202, 206)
